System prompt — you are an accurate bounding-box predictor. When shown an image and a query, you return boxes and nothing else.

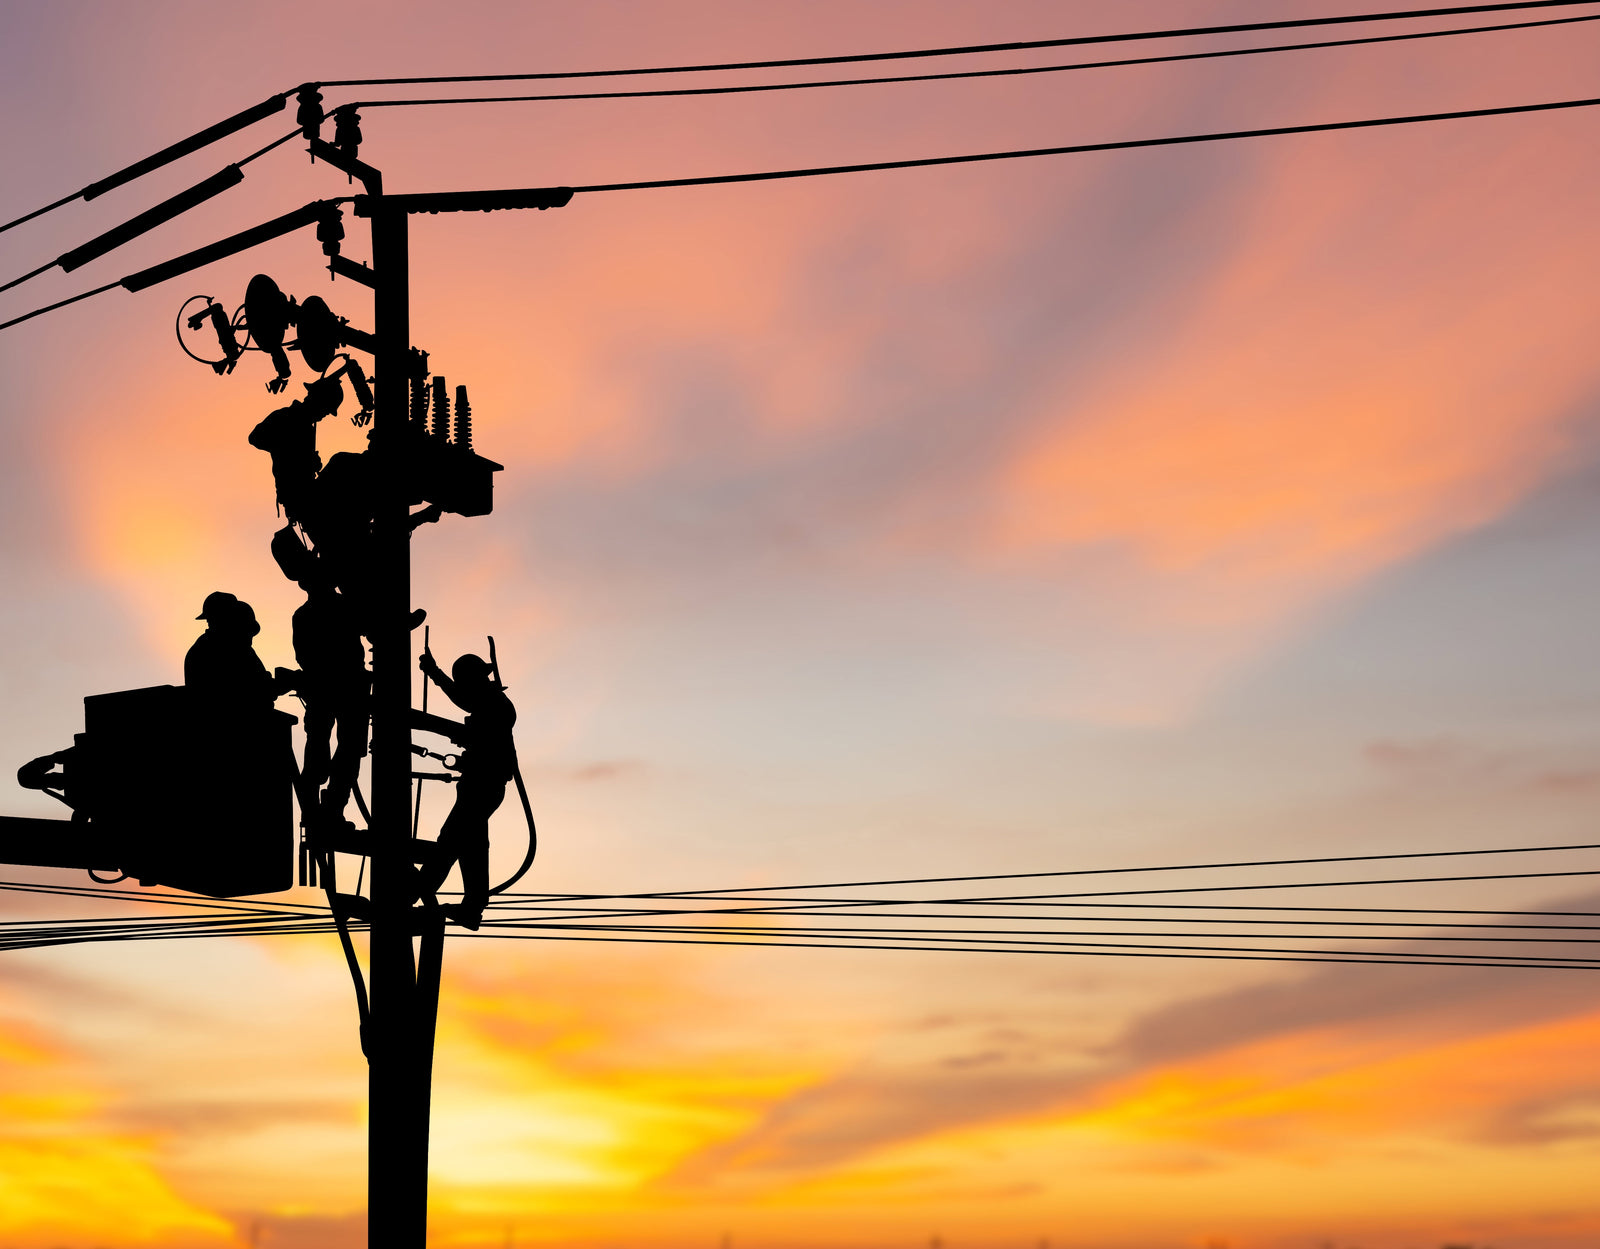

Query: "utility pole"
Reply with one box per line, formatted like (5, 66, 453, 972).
(354, 181, 568, 1248)
(365, 193, 435, 1249)
(0, 108, 569, 1243)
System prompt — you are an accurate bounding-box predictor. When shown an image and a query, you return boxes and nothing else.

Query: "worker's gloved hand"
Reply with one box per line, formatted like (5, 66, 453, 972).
(408, 503, 443, 532)
(419, 649, 442, 681)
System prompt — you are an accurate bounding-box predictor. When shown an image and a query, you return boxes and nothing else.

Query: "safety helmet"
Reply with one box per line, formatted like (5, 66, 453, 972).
(196, 591, 241, 621)
(452, 654, 496, 687)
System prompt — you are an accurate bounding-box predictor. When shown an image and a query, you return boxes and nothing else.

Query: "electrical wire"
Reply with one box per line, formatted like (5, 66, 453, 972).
(0, 128, 300, 298)
(2, 839, 1597, 975)
(315, 1, 1600, 87)
(563, 93, 1600, 197)
(509, 839, 1600, 901)
(0, 97, 288, 237)
(3, 3, 1593, 240)
(0, 281, 123, 332)
(9, 92, 1599, 336)
(350, 12, 1600, 111)
(477, 917, 1600, 945)
(450, 928, 1600, 970)
(0, 908, 1595, 971)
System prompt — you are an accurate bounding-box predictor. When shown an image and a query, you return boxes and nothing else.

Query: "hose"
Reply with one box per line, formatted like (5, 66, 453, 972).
(487, 752, 537, 897)
(290, 748, 370, 1058)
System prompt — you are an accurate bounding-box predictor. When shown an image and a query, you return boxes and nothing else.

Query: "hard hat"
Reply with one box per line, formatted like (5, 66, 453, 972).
(196, 591, 241, 621)
(235, 601, 263, 638)
(452, 654, 495, 686)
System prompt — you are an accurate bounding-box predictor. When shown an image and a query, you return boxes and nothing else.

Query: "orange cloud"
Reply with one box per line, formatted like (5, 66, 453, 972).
(0, 1005, 233, 1248)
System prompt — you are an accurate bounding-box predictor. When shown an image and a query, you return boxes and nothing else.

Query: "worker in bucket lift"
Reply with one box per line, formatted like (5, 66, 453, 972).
(413, 646, 517, 930)
(185, 592, 291, 712)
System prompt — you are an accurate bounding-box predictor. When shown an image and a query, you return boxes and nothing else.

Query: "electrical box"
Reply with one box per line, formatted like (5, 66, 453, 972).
(409, 440, 502, 517)
(74, 685, 295, 897)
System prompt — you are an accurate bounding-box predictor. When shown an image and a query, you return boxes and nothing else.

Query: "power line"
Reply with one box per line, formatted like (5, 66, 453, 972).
(315, 1, 1600, 88)
(4, 893, 1598, 970)
(351, 13, 1600, 112)
(0, 280, 124, 332)
(4, 4, 1594, 242)
(485, 902, 1600, 933)
(0, 96, 288, 238)
(0, 128, 299, 297)
(505, 839, 1600, 902)
(0, 910, 1594, 970)
(562, 93, 1600, 197)
(475, 913, 1600, 945)
(9, 92, 1599, 337)
(453, 928, 1600, 970)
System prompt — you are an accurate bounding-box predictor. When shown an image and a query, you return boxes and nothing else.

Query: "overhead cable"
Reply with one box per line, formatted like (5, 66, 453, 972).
(351, 13, 1600, 111)
(315, 1, 1600, 87)
(562, 93, 1600, 196)
(508, 839, 1600, 901)
(3, 4, 1593, 239)
(0, 130, 301, 297)
(0, 95, 288, 238)
(8, 93, 1599, 337)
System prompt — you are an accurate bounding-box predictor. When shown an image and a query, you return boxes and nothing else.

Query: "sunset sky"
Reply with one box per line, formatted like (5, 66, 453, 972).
(4, 2, 1600, 1248)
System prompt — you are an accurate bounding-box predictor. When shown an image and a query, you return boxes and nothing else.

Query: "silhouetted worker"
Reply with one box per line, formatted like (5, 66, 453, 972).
(287, 577, 369, 827)
(413, 647, 517, 929)
(298, 448, 438, 633)
(247, 375, 344, 523)
(185, 592, 285, 711)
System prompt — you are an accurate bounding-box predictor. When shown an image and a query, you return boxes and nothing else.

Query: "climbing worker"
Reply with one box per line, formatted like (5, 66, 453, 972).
(412, 645, 517, 929)
(246, 374, 344, 523)
(286, 574, 369, 829)
(296, 447, 438, 635)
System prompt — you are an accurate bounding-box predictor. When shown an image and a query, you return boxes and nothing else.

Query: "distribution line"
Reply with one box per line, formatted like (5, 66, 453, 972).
(0, 128, 300, 297)
(451, 929, 1600, 970)
(317, 1, 1600, 86)
(482, 903, 1600, 932)
(4, 895, 1600, 969)
(7, 876, 1600, 935)
(0, 99, 290, 237)
(351, 13, 1600, 111)
(508, 839, 1600, 901)
(470, 921, 1600, 961)
(4, 2, 1595, 238)
(476, 918, 1600, 945)
(8, 92, 1600, 336)
(566, 93, 1600, 196)
(493, 894, 1600, 918)
(0, 912, 1596, 971)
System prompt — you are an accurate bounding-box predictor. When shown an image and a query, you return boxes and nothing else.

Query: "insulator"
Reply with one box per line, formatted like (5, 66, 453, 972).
(296, 85, 324, 141)
(333, 108, 362, 159)
(453, 385, 473, 449)
(344, 359, 374, 414)
(430, 376, 450, 441)
(410, 374, 430, 429)
(316, 207, 344, 258)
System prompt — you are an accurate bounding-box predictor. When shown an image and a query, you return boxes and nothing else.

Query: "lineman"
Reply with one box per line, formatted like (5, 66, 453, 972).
(185, 592, 287, 712)
(412, 646, 516, 929)
(246, 374, 344, 523)
(287, 574, 369, 829)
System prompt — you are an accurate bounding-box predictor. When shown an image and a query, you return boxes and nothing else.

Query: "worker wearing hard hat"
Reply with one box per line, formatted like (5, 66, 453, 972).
(185, 592, 289, 712)
(412, 647, 517, 929)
